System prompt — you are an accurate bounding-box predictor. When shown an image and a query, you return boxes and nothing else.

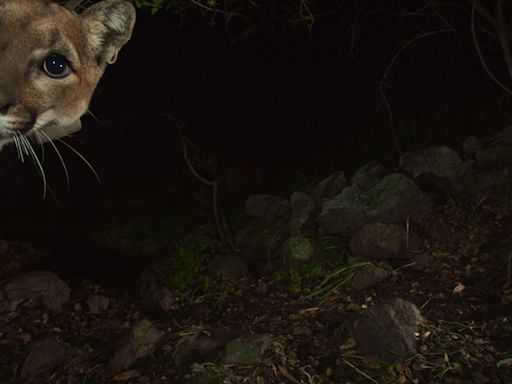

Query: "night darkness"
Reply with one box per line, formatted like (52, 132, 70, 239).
(87, 6, 506, 172)
(0, 2, 509, 242)
(1, 2, 512, 382)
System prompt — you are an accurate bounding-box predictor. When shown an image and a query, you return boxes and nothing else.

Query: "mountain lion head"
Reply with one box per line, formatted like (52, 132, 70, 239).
(0, 0, 135, 152)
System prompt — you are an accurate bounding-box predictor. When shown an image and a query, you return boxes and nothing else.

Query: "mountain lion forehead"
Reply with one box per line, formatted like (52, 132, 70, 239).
(0, 0, 84, 48)
(0, 0, 73, 21)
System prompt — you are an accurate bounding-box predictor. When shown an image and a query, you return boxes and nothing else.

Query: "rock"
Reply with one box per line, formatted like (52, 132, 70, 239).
(399, 146, 463, 190)
(319, 173, 432, 235)
(289, 191, 315, 232)
(285, 232, 317, 268)
(351, 264, 391, 290)
(488, 125, 512, 146)
(139, 270, 175, 313)
(175, 327, 236, 366)
(245, 194, 290, 223)
(20, 337, 66, 382)
(352, 161, 386, 191)
(354, 298, 425, 362)
(415, 172, 457, 196)
(110, 319, 165, 373)
(412, 253, 436, 271)
(318, 186, 370, 234)
(86, 294, 110, 314)
(223, 334, 272, 365)
(207, 253, 249, 279)
(475, 145, 512, 170)
(3, 271, 70, 312)
(462, 166, 512, 198)
(310, 171, 347, 202)
(369, 173, 433, 224)
(234, 224, 286, 263)
(350, 222, 422, 260)
(462, 136, 482, 158)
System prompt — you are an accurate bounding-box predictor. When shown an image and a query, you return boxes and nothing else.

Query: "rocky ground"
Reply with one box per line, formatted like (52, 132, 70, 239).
(1, 129, 512, 383)
(0, 198, 511, 384)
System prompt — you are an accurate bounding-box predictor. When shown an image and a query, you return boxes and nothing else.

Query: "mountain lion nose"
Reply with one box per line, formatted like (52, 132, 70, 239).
(0, 92, 13, 115)
(0, 101, 12, 115)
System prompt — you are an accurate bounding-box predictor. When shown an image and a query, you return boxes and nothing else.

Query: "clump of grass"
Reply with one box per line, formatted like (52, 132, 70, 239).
(155, 226, 219, 298)
(306, 261, 372, 300)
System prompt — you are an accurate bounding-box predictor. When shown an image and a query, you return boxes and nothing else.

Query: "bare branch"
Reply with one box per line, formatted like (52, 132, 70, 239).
(495, 0, 512, 80)
(470, 1, 512, 96)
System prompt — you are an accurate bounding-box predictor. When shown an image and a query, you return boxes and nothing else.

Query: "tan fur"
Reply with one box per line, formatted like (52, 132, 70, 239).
(0, 0, 135, 151)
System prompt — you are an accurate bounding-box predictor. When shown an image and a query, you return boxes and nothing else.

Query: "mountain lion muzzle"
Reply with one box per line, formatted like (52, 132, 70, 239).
(0, 0, 135, 152)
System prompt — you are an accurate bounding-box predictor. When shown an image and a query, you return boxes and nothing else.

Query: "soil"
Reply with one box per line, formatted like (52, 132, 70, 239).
(0, 198, 511, 384)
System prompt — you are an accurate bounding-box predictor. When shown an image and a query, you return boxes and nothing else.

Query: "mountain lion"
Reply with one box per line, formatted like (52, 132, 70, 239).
(0, 0, 135, 153)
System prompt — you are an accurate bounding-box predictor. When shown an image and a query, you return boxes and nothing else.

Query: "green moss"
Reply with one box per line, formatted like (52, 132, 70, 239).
(154, 227, 219, 297)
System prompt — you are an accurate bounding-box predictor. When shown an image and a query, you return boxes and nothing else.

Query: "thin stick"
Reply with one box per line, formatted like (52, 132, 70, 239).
(470, 2, 512, 96)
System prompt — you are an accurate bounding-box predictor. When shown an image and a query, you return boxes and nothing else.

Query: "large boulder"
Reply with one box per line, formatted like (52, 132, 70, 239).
(354, 298, 426, 362)
(318, 186, 371, 235)
(309, 171, 347, 202)
(2, 270, 71, 312)
(399, 145, 463, 191)
(319, 173, 432, 235)
(368, 173, 433, 224)
(350, 222, 422, 260)
(352, 161, 387, 191)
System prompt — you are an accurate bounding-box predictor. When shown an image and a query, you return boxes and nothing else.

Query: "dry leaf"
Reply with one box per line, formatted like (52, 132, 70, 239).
(452, 282, 465, 294)
(111, 370, 140, 381)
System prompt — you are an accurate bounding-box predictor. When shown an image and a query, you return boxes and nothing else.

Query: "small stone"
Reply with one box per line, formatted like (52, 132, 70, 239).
(20, 337, 66, 381)
(139, 270, 176, 313)
(3, 271, 71, 312)
(224, 334, 272, 365)
(175, 327, 236, 366)
(351, 264, 390, 290)
(87, 294, 110, 314)
(110, 320, 165, 373)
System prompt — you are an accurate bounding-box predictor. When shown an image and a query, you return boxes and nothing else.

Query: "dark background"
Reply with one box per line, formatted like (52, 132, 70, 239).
(85, 6, 507, 177)
(0, 2, 510, 256)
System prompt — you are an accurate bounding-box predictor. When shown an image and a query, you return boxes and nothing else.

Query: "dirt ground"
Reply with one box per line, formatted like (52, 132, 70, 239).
(0, 199, 511, 384)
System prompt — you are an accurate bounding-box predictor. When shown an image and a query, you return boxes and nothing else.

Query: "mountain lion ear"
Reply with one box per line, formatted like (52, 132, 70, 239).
(81, 0, 136, 66)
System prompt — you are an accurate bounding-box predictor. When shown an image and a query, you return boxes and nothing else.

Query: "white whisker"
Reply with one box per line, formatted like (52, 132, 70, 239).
(20, 134, 31, 158)
(20, 134, 47, 199)
(33, 131, 46, 164)
(57, 139, 100, 183)
(39, 130, 70, 190)
(13, 133, 23, 162)
(86, 109, 101, 123)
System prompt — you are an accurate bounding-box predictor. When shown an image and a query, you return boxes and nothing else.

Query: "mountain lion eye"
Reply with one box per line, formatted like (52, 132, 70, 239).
(43, 53, 70, 78)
